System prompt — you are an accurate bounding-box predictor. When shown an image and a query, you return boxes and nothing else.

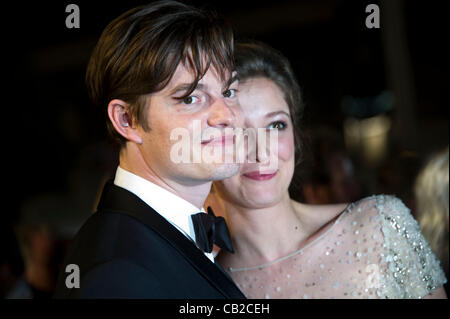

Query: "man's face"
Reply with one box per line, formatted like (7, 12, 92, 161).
(136, 63, 243, 186)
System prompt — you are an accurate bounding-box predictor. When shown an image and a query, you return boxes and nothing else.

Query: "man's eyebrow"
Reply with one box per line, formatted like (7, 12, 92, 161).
(265, 110, 291, 118)
(170, 76, 238, 96)
(169, 83, 206, 96)
(223, 74, 239, 91)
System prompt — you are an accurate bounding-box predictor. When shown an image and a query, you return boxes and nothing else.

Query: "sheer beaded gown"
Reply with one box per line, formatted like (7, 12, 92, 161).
(224, 195, 447, 299)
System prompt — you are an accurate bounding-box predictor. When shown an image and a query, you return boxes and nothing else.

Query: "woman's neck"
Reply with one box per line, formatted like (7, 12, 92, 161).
(222, 192, 311, 267)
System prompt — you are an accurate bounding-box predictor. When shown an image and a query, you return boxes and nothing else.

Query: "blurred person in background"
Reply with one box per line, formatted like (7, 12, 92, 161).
(8, 223, 57, 299)
(414, 147, 449, 293)
(6, 195, 82, 299)
(301, 126, 362, 205)
(1, 223, 24, 298)
(5, 140, 116, 299)
(377, 147, 422, 216)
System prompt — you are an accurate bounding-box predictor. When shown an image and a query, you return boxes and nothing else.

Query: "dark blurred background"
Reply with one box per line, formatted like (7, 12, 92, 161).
(2, 0, 448, 298)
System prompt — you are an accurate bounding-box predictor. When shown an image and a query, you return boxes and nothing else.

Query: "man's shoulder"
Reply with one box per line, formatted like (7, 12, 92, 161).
(54, 258, 164, 298)
(64, 209, 167, 264)
(54, 210, 175, 298)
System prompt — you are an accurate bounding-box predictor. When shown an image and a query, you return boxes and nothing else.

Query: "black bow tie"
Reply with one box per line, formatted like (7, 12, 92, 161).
(191, 207, 234, 254)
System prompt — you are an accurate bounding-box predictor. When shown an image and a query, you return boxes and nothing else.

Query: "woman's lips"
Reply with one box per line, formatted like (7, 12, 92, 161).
(242, 171, 277, 181)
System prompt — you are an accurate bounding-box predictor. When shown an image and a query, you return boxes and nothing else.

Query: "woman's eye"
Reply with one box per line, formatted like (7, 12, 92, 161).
(223, 88, 237, 98)
(181, 96, 198, 105)
(268, 121, 286, 130)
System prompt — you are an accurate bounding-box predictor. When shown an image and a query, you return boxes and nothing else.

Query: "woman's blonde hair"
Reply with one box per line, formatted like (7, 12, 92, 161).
(414, 146, 449, 275)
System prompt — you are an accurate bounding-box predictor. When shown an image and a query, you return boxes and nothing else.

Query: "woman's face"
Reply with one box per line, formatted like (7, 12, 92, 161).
(214, 77, 296, 208)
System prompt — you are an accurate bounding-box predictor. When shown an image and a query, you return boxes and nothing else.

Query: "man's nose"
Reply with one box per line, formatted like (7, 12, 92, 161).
(207, 97, 243, 128)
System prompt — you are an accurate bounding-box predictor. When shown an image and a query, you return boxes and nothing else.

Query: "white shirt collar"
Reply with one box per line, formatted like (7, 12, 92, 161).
(113, 166, 214, 262)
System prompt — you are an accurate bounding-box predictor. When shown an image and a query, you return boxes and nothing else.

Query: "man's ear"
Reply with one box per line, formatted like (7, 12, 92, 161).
(107, 99, 143, 144)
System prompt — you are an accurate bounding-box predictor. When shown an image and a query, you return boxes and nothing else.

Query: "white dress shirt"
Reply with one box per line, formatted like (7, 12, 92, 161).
(113, 166, 214, 262)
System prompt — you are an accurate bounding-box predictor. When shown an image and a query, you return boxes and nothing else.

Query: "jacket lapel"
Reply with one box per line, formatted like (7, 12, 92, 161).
(96, 181, 245, 299)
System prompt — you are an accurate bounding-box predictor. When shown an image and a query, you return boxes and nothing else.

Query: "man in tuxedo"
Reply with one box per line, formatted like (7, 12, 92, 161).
(54, 1, 245, 298)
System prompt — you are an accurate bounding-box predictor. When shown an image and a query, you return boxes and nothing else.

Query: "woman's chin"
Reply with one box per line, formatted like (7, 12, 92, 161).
(240, 190, 283, 209)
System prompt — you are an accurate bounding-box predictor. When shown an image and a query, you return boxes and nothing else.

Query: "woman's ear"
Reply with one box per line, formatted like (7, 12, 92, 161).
(107, 99, 143, 144)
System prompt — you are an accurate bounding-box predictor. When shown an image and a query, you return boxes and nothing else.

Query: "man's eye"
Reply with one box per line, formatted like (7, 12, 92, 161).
(223, 88, 237, 98)
(181, 96, 198, 105)
(267, 121, 286, 130)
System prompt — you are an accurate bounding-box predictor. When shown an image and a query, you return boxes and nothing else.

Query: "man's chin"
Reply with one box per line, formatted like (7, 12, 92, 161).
(209, 162, 241, 181)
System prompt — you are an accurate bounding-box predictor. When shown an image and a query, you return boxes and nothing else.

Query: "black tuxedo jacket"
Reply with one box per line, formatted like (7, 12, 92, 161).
(54, 181, 245, 299)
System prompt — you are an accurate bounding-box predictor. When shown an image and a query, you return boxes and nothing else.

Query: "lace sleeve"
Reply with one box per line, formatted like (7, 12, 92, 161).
(376, 195, 447, 298)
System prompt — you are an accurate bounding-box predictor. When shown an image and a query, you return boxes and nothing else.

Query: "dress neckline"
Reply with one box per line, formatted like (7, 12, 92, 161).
(228, 197, 371, 272)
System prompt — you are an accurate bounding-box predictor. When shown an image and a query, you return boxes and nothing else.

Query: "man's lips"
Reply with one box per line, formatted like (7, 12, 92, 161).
(201, 135, 235, 146)
(242, 171, 277, 181)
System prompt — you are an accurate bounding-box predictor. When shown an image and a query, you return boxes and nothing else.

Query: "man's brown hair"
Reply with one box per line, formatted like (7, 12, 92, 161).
(86, 1, 235, 146)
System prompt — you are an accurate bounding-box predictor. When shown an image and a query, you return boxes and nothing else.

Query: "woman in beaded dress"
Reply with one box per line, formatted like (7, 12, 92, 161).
(209, 41, 447, 299)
